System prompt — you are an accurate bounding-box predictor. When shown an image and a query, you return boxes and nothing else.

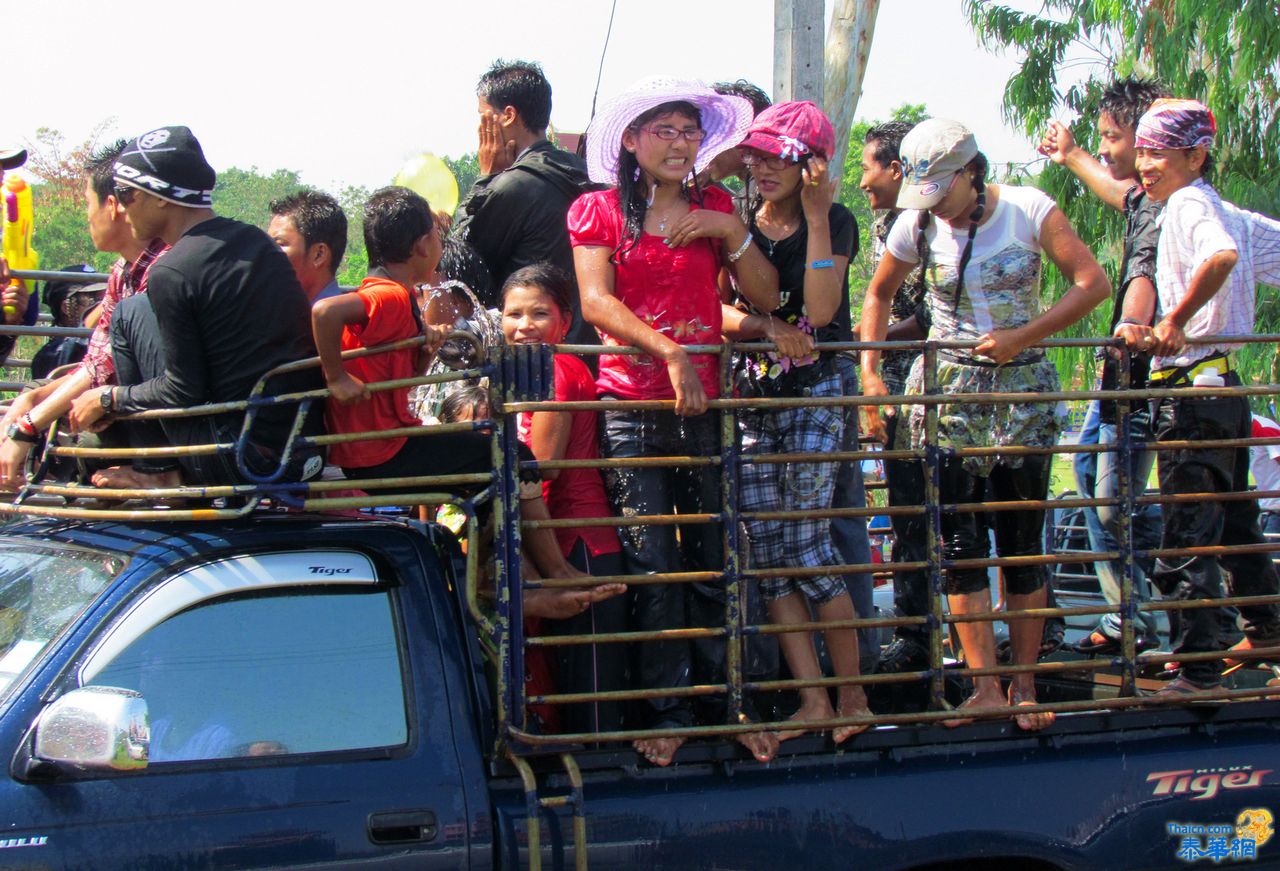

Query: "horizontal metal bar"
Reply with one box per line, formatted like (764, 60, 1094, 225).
(525, 455, 720, 471)
(503, 382, 1280, 414)
(301, 492, 466, 511)
(528, 571, 722, 589)
(9, 268, 110, 283)
(0, 498, 259, 522)
(525, 513, 718, 529)
(303, 420, 484, 447)
(508, 686, 1280, 745)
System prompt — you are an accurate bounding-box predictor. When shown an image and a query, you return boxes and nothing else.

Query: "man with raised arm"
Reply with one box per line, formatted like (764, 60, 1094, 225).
(1038, 78, 1169, 653)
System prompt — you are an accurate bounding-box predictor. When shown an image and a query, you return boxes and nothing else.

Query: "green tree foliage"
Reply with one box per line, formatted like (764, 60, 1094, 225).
(211, 167, 306, 226)
(335, 184, 371, 286)
(444, 153, 480, 201)
(24, 126, 118, 273)
(965, 0, 1280, 385)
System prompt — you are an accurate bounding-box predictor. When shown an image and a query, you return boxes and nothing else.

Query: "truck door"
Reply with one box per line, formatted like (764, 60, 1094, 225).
(1, 549, 472, 870)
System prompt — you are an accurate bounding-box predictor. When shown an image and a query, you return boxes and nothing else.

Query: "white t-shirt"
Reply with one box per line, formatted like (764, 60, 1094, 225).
(1154, 179, 1280, 368)
(1252, 414, 1280, 513)
(886, 184, 1057, 363)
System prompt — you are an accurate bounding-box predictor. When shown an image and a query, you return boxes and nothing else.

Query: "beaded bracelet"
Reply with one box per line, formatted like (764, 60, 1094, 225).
(727, 235, 753, 263)
(808, 258, 835, 269)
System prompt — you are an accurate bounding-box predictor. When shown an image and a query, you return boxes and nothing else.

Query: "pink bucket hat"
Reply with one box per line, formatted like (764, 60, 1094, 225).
(738, 101, 835, 161)
(584, 76, 754, 185)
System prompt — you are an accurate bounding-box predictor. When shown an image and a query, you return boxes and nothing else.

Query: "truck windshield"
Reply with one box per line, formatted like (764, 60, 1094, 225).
(0, 541, 123, 701)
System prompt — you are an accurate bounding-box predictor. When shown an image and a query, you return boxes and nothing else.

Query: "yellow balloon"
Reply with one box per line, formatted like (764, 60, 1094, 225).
(393, 153, 459, 216)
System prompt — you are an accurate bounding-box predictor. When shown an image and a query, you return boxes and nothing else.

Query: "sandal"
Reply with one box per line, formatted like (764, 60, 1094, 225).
(1039, 621, 1066, 659)
(1073, 629, 1158, 656)
(1144, 674, 1221, 702)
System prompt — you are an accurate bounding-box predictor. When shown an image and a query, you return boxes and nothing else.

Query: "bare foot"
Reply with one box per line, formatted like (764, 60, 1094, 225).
(735, 729, 778, 762)
(834, 686, 872, 744)
(91, 466, 183, 490)
(942, 683, 1005, 728)
(1008, 682, 1055, 732)
(634, 736, 684, 767)
(775, 699, 835, 742)
(524, 583, 627, 620)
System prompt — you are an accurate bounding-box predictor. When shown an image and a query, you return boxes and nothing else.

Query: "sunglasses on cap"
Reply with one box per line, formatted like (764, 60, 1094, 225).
(740, 150, 805, 171)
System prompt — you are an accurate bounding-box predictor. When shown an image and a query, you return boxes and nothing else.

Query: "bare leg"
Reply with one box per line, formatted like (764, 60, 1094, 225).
(815, 594, 871, 743)
(944, 588, 1005, 727)
(768, 592, 835, 741)
(1006, 586, 1055, 731)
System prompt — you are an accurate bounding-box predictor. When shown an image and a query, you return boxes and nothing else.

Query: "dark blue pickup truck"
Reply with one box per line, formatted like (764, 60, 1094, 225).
(0, 514, 1278, 870)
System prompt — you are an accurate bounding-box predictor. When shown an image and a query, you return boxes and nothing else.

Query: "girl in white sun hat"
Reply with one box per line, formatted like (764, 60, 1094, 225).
(570, 76, 780, 767)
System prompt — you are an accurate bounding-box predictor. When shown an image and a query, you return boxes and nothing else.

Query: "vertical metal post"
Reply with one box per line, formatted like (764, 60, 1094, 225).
(922, 342, 947, 709)
(720, 345, 745, 723)
(774, 0, 825, 103)
(1114, 348, 1139, 696)
(492, 346, 526, 734)
(559, 752, 590, 871)
(509, 752, 543, 871)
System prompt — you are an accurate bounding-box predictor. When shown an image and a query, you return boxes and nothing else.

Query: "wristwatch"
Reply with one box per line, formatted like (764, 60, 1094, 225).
(5, 423, 39, 444)
(99, 387, 116, 415)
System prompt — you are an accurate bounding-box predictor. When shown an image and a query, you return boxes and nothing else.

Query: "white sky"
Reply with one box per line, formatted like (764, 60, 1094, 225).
(7, 0, 1051, 193)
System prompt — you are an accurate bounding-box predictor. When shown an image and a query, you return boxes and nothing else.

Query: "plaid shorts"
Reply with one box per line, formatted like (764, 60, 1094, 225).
(739, 371, 847, 604)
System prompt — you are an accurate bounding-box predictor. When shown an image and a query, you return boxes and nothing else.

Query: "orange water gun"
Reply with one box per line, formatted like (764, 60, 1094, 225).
(2, 174, 39, 317)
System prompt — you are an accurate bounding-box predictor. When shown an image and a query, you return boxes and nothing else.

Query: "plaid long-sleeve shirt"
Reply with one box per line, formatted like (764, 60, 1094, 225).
(80, 238, 168, 388)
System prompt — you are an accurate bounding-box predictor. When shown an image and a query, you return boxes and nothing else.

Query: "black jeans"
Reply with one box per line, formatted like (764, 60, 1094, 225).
(110, 293, 323, 485)
(600, 405, 725, 730)
(544, 544, 628, 735)
(884, 412, 930, 642)
(938, 454, 1051, 597)
(1153, 379, 1280, 686)
(342, 429, 536, 491)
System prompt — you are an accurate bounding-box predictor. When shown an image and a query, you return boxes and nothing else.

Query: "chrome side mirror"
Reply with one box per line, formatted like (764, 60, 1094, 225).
(33, 686, 149, 772)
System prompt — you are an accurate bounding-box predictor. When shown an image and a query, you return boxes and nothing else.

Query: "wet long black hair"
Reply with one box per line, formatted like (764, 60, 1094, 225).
(613, 100, 706, 263)
(915, 152, 989, 309)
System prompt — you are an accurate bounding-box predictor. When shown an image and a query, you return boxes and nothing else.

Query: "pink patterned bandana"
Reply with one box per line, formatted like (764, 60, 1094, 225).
(1136, 98, 1217, 150)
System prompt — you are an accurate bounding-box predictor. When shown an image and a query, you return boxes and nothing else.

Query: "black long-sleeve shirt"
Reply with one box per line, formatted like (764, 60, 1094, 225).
(116, 217, 319, 417)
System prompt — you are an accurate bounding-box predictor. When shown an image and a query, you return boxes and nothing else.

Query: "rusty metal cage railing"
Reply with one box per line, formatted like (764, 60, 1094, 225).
(3, 312, 1280, 757)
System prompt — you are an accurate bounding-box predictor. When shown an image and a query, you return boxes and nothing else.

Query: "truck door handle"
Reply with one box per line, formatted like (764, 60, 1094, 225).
(368, 809, 438, 844)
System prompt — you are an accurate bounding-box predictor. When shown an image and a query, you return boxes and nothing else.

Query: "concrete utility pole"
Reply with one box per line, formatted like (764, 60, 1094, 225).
(774, 0, 825, 104)
(774, 0, 880, 185)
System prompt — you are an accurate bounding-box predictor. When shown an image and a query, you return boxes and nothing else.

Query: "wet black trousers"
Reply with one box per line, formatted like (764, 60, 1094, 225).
(1153, 381, 1280, 686)
(599, 405, 727, 730)
(884, 413, 930, 640)
(938, 454, 1052, 597)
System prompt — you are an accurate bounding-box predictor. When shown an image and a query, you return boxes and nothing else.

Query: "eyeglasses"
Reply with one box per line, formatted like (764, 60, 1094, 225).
(638, 126, 707, 142)
(740, 151, 803, 171)
(113, 185, 139, 206)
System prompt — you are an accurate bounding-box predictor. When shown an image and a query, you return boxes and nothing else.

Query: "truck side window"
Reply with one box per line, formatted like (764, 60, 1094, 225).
(90, 589, 408, 762)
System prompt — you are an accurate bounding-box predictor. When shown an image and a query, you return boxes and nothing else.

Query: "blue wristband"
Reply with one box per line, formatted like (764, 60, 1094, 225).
(808, 258, 834, 269)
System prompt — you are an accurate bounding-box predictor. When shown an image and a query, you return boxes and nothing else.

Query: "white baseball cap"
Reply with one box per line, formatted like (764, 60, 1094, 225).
(896, 119, 979, 210)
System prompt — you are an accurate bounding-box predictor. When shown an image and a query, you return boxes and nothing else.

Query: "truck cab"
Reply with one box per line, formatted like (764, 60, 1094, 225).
(0, 518, 493, 869)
